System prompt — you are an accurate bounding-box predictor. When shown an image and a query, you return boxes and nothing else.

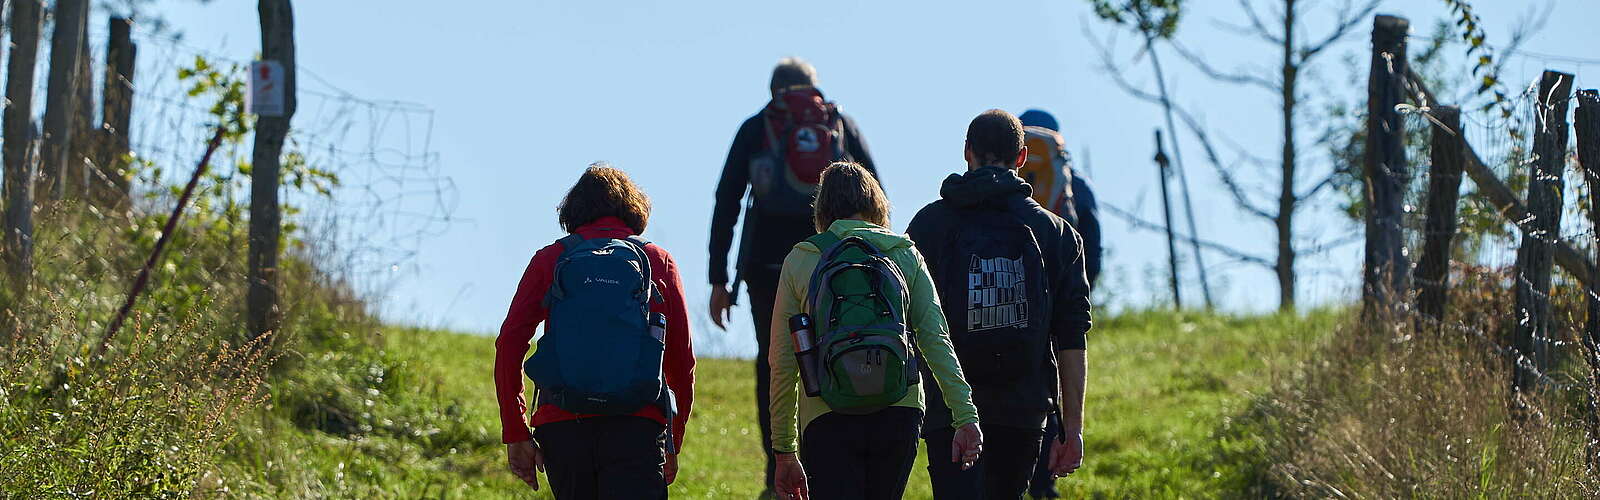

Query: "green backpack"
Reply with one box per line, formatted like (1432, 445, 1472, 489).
(804, 231, 919, 414)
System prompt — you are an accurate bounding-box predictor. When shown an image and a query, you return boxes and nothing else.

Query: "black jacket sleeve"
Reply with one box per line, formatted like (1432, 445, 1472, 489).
(709, 115, 763, 285)
(1050, 218, 1093, 351)
(1071, 175, 1102, 286)
(905, 205, 940, 270)
(840, 114, 881, 187)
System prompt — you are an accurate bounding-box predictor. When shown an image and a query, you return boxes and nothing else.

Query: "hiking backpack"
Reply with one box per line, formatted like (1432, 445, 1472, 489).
(524, 234, 673, 420)
(749, 87, 848, 217)
(932, 209, 1051, 387)
(1019, 125, 1079, 224)
(804, 232, 919, 414)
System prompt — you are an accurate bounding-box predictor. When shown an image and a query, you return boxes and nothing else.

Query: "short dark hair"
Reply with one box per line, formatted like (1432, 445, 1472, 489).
(812, 162, 890, 233)
(770, 57, 818, 92)
(966, 109, 1024, 166)
(557, 163, 651, 234)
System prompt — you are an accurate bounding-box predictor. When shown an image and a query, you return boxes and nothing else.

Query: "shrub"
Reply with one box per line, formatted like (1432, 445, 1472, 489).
(1222, 265, 1600, 498)
(0, 299, 274, 498)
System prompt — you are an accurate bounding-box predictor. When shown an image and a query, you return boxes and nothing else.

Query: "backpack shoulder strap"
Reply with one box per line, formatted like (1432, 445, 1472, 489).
(621, 235, 661, 304)
(806, 231, 842, 255)
(762, 110, 786, 158)
(556, 234, 588, 254)
(544, 234, 591, 308)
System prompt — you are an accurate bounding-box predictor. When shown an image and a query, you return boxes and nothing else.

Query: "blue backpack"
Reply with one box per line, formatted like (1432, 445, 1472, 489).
(524, 234, 675, 446)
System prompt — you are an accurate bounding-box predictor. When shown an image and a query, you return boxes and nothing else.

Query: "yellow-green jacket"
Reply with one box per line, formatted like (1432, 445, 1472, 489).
(768, 219, 980, 453)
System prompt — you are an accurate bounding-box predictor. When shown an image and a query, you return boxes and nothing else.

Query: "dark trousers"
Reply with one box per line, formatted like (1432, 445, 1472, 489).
(533, 416, 666, 500)
(801, 406, 924, 500)
(746, 275, 779, 490)
(1028, 424, 1059, 495)
(924, 423, 1044, 500)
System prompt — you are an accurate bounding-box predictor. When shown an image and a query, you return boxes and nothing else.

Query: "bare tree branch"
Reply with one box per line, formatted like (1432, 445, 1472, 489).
(1172, 106, 1277, 220)
(1083, 20, 1165, 105)
(1300, 0, 1380, 61)
(1487, 3, 1553, 81)
(1237, 0, 1284, 45)
(1297, 232, 1363, 255)
(1170, 40, 1279, 91)
(1296, 170, 1339, 201)
(1102, 202, 1276, 268)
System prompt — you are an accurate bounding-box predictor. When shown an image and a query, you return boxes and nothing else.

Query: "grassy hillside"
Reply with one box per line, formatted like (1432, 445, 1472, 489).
(218, 310, 1336, 498)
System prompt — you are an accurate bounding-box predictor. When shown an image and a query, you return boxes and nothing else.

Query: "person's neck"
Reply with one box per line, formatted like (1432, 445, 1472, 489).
(967, 164, 1012, 172)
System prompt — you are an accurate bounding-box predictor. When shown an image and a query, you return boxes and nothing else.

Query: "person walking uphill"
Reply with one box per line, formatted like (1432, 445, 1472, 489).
(1017, 108, 1101, 499)
(907, 110, 1091, 499)
(708, 57, 879, 496)
(1016, 108, 1101, 287)
(769, 163, 982, 500)
(494, 164, 695, 499)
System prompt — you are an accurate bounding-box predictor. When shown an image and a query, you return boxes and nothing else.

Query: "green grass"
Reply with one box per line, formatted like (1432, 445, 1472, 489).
(222, 309, 1336, 499)
(1053, 310, 1336, 498)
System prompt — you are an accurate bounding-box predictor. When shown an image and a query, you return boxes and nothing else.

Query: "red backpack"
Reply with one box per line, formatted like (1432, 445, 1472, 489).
(749, 87, 846, 216)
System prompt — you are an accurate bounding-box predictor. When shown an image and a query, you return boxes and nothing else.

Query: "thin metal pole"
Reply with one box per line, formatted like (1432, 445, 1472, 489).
(1142, 32, 1215, 309)
(1155, 130, 1182, 308)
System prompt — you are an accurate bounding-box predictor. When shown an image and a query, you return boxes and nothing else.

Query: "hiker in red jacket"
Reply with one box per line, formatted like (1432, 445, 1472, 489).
(495, 164, 696, 498)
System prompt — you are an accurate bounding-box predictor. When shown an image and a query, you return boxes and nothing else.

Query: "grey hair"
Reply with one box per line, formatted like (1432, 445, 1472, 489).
(770, 57, 818, 92)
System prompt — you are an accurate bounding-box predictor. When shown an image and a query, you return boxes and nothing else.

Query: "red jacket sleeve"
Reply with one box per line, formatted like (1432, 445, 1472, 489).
(654, 249, 696, 453)
(494, 246, 557, 444)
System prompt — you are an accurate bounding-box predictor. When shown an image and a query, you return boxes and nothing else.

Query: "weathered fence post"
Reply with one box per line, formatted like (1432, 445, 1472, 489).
(1573, 88, 1600, 470)
(248, 0, 298, 340)
(97, 17, 136, 206)
(1415, 106, 1464, 324)
(39, 0, 88, 201)
(1512, 70, 1574, 395)
(1155, 129, 1182, 308)
(70, 28, 96, 198)
(1404, 69, 1600, 288)
(1362, 14, 1410, 317)
(2, 0, 42, 292)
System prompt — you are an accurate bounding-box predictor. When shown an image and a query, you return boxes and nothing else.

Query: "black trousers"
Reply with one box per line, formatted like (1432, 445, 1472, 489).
(746, 274, 779, 490)
(801, 406, 924, 500)
(533, 416, 666, 500)
(924, 423, 1044, 500)
(1028, 424, 1059, 495)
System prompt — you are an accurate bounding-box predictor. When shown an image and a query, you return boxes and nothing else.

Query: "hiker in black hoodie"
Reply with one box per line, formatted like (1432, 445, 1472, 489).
(907, 110, 1090, 499)
(707, 57, 878, 497)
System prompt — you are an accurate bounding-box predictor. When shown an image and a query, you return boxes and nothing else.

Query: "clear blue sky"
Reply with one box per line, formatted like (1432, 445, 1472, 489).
(142, 1, 1595, 357)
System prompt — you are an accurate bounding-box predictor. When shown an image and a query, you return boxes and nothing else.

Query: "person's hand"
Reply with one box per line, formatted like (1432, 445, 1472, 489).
(951, 422, 983, 470)
(506, 439, 545, 490)
(774, 452, 809, 500)
(710, 285, 734, 330)
(1048, 429, 1084, 477)
(664, 452, 679, 485)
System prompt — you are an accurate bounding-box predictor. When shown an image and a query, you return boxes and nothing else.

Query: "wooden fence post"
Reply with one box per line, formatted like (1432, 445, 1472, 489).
(1415, 106, 1463, 324)
(70, 27, 96, 198)
(1404, 69, 1600, 288)
(39, 0, 87, 201)
(2, 0, 42, 291)
(1363, 14, 1410, 316)
(1513, 70, 1574, 395)
(248, 0, 298, 340)
(97, 17, 136, 206)
(1155, 129, 1182, 308)
(1573, 88, 1599, 470)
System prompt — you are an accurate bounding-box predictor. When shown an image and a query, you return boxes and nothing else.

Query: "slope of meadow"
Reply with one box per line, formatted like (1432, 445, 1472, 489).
(219, 310, 1337, 499)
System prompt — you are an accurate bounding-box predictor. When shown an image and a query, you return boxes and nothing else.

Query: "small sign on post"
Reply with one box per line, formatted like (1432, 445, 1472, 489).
(248, 60, 285, 117)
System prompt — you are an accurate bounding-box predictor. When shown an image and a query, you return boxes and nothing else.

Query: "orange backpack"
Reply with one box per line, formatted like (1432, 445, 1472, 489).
(1019, 126, 1077, 221)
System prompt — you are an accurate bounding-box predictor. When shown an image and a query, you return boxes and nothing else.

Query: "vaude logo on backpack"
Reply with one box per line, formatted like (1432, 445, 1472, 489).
(805, 231, 918, 415)
(524, 234, 671, 422)
(936, 210, 1051, 386)
(749, 87, 847, 217)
